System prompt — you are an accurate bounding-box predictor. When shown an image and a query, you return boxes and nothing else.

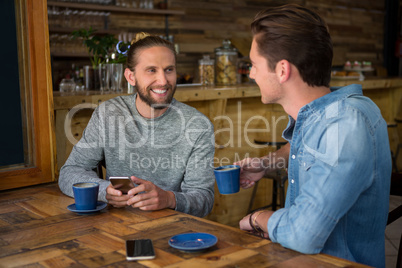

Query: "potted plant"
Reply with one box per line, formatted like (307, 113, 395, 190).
(71, 27, 118, 90)
(72, 27, 117, 68)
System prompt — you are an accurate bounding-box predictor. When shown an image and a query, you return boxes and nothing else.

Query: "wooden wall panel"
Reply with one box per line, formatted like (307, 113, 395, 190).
(106, 0, 385, 79)
(306, 0, 385, 66)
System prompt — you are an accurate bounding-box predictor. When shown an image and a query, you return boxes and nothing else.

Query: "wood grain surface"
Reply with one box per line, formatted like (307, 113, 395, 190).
(0, 183, 370, 267)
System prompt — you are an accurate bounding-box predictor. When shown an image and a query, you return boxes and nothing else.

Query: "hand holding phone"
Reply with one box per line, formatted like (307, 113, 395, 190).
(110, 177, 135, 194)
(126, 239, 155, 261)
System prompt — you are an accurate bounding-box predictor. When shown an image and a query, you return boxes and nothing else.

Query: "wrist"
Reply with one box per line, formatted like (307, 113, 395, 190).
(260, 156, 271, 170)
(260, 155, 274, 177)
(261, 151, 285, 175)
(168, 191, 176, 209)
(249, 210, 265, 232)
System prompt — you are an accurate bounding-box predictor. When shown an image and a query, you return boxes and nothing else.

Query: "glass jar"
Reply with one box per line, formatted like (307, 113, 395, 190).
(59, 78, 76, 92)
(237, 57, 252, 83)
(199, 55, 215, 86)
(215, 39, 238, 86)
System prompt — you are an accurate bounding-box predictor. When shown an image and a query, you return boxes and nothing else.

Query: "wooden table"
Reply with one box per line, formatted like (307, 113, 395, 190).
(0, 183, 369, 267)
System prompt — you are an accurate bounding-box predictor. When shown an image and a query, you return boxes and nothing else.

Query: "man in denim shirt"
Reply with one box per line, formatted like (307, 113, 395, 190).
(237, 4, 391, 267)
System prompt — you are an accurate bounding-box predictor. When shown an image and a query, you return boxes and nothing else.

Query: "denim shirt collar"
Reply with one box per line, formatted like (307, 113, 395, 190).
(282, 84, 363, 141)
(304, 84, 363, 112)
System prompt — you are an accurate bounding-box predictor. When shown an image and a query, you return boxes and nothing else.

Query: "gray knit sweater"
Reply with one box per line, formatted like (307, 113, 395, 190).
(59, 94, 215, 217)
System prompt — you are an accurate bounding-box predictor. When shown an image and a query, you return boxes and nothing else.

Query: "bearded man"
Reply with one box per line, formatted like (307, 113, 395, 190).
(59, 33, 215, 217)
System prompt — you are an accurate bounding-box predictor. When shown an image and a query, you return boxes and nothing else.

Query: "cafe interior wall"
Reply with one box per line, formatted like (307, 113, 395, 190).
(51, 0, 390, 85)
(105, 0, 387, 80)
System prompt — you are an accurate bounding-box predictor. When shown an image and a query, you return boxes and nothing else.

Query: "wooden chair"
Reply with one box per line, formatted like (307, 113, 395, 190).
(393, 116, 402, 172)
(387, 172, 402, 268)
(386, 99, 402, 268)
(388, 118, 402, 173)
(94, 159, 106, 179)
(247, 141, 288, 214)
(388, 96, 402, 173)
(388, 122, 399, 172)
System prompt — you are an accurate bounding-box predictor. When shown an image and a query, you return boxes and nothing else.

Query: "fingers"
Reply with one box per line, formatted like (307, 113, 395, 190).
(234, 157, 251, 168)
(127, 184, 172, 211)
(127, 192, 158, 210)
(130, 175, 146, 185)
(123, 177, 173, 211)
(106, 185, 130, 207)
(240, 180, 255, 189)
(106, 195, 130, 207)
(239, 214, 268, 239)
(239, 214, 253, 231)
(243, 158, 263, 170)
(107, 184, 123, 197)
(235, 158, 264, 172)
(126, 178, 154, 208)
(126, 176, 151, 196)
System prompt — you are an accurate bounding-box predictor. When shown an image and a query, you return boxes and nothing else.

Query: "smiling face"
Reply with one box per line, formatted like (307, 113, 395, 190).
(127, 46, 177, 117)
(249, 38, 282, 105)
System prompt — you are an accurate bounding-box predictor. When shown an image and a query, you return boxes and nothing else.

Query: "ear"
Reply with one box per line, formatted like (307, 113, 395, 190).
(276, 60, 291, 84)
(124, 68, 136, 86)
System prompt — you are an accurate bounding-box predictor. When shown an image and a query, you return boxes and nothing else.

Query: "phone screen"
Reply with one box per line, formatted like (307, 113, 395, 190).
(110, 177, 135, 194)
(126, 239, 155, 261)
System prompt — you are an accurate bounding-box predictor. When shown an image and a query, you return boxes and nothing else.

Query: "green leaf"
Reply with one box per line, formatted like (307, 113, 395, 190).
(71, 27, 118, 68)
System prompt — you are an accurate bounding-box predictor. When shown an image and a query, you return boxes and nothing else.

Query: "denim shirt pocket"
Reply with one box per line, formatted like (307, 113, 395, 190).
(299, 151, 315, 171)
(297, 151, 315, 187)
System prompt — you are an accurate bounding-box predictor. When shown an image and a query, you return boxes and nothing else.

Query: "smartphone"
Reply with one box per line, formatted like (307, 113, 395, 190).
(126, 239, 155, 261)
(109, 177, 135, 194)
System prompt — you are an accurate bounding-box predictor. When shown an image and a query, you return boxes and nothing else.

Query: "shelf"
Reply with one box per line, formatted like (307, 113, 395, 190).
(47, 1, 185, 15)
(344, 67, 375, 72)
(51, 52, 90, 58)
(49, 27, 118, 35)
(48, 1, 183, 81)
(50, 51, 192, 59)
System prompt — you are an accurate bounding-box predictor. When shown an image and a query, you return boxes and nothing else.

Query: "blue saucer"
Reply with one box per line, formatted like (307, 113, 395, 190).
(168, 233, 218, 252)
(67, 201, 107, 214)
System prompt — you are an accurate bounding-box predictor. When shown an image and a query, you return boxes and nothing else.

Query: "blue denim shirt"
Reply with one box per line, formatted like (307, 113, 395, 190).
(267, 84, 391, 267)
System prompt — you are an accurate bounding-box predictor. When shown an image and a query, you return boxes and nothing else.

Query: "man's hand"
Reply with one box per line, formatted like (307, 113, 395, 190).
(239, 210, 273, 239)
(126, 176, 176, 211)
(235, 143, 290, 189)
(239, 213, 254, 232)
(106, 183, 131, 207)
(234, 157, 266, 189)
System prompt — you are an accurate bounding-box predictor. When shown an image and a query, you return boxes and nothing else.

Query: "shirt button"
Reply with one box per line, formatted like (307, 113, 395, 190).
(292, 155, 296, 159)
(291, 179, 295, 184)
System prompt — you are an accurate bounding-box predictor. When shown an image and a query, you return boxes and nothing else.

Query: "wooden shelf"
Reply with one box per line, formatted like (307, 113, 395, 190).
(48, 1, 184, 81)
(48, 27, 118, 35)
(47, 1, 185, 15)
(51, 52, 90, 58)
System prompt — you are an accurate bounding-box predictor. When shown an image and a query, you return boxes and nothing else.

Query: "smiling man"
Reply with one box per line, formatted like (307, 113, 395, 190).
(59, 33, 215, 217)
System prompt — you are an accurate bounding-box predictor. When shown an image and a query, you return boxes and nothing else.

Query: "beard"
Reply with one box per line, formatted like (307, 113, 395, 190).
(136, 80, 176, 110)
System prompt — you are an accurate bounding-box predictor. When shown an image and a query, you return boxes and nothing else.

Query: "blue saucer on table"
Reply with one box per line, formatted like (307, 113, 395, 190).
(67, 201, 107, 214)
(168, 232, 218, 252)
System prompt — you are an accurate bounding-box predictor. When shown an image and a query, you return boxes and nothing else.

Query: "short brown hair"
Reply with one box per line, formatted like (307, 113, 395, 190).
(251, 4, 333, 87)
(126, 32, 176, 72)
